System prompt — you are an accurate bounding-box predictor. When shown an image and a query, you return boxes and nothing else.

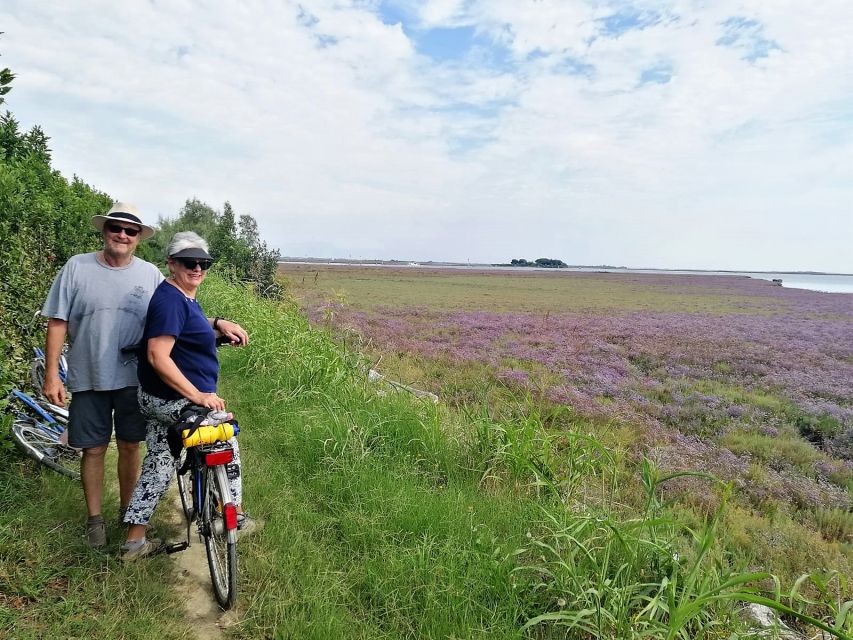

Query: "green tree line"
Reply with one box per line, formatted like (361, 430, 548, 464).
(509, 257, 567, 268)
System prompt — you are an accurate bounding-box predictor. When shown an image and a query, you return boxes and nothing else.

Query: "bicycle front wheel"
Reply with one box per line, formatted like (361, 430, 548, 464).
(203, 465, 237, 609)
(11, 417, 81, 479)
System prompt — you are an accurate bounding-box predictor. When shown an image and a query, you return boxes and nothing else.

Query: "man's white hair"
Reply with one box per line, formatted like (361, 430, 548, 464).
(167, 231, 209, 257)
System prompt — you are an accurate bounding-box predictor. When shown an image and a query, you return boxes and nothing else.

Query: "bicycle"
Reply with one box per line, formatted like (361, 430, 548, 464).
(166, 405, 241, 610)
(30, 345, 68, 393)
(7, 387, 79, 479)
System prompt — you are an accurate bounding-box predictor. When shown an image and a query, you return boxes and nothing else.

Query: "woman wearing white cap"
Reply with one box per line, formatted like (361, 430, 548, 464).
(121, 231, 255, 559)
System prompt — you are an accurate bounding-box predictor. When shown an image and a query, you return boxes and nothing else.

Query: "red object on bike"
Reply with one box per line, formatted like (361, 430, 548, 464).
(205, 449, 234, 466)
(224, 503, 238, 531)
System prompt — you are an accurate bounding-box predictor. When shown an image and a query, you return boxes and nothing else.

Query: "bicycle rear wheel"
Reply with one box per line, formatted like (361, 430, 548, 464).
(202, 465, 237, 609)
(176, 449, 193, 521)
(11, 417, 81, 479)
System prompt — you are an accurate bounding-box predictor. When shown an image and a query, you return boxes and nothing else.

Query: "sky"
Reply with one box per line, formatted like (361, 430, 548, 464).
(1, 1, 851, 272)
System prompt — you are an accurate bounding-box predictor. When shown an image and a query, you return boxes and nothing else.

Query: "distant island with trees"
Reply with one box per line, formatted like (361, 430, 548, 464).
(501, 258, 568, 268)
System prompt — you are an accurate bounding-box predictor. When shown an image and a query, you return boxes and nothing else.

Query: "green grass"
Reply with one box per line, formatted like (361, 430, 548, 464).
(279, 264, 787, 315)
(1, 275, 850, 639)
(0, 446, 192, 639)
(693, 379, 790, 413)
(721, 430, 822, 472)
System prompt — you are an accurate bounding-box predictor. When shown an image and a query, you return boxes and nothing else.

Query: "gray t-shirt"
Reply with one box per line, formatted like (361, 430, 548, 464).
(41, 252, 164, 392)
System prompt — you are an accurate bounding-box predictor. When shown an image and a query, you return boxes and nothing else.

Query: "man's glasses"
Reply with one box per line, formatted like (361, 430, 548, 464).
(175, 257, 214, 271)
(105, 223, 141, 237)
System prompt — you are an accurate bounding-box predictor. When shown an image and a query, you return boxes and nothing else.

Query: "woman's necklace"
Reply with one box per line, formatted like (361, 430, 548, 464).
(167, 277, 196, 300)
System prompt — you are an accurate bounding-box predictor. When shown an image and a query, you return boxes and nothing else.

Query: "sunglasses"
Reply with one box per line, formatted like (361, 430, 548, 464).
(105, 222, 141, 237)
(175, 257, 214, 271)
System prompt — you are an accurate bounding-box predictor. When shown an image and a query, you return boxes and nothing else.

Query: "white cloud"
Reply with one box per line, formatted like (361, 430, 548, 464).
(1, 0, 851, 272)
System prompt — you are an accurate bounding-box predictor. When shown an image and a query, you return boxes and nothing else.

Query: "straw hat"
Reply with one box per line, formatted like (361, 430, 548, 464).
(91, 202, 155, 240)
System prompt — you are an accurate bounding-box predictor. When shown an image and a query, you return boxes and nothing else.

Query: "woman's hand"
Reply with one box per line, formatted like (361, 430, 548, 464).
(194, 391, 226, 411)
(215, 319, 249, 346)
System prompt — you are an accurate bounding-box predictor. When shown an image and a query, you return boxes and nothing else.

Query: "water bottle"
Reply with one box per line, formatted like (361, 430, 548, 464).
(182, 422, 240, 447)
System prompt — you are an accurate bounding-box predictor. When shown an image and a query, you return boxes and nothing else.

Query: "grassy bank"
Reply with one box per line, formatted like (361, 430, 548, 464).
(2, 275, 850, 638)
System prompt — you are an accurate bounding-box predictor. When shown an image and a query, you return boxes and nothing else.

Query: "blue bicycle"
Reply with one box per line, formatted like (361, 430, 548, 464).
(7, 388, 79, 479)
(7, 348, 79, 479)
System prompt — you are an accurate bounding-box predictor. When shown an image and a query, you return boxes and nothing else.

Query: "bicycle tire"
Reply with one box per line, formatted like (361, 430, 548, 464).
(203, 464, 237, 609)
(30, 357, 45, 395)
(10, 417, 81, 479)
(176, 449, 194, 521)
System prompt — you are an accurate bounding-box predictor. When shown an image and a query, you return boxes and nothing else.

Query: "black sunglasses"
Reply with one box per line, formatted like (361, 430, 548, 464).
(175, 257, 214, 271)
(105, 222, 141, 237)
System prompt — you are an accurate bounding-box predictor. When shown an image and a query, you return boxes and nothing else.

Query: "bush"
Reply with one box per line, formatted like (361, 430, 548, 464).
(0, 111, 108, 392)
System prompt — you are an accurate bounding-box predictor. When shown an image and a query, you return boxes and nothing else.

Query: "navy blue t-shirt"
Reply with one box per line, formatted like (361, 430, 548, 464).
(138, 280, 218, 400)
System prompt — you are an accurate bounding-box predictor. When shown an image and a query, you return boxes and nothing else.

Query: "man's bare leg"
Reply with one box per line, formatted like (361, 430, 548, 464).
(116, 439, 141, 511)
(81, 445, 107, 517)
(81, 445, 108, 547)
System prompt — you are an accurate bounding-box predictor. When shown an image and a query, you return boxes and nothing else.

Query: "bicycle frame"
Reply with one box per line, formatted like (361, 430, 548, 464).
(8, 389, 64, 438)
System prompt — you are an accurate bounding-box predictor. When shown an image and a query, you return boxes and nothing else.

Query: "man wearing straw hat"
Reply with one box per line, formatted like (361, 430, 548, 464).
(41, 201, 163, 548)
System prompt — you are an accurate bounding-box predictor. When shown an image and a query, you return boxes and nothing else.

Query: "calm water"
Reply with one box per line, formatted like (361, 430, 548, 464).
(564, 268, 853, 294)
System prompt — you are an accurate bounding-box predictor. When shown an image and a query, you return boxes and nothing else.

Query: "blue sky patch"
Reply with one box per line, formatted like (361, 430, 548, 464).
(598, 7, 662, 37)
(717, 16, 781, 61)
(296, 5, 319, 29)
(640, 62, 672, 85)
(377, 0, 412, 27)
(415, 26, 477, 62)
(172, 45, 190, 61)
(555, 56, 596, 78)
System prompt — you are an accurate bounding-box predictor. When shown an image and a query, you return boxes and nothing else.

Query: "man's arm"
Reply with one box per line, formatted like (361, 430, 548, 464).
(43, 318, 68, 406)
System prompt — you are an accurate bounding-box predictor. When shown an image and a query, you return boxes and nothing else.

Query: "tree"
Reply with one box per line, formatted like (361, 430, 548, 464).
(238, 214, 259, 246)
(0, 36, 14, 108)
(534, 258, 567, 268)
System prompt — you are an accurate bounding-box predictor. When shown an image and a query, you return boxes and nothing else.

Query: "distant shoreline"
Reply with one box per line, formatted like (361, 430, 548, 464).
(278, 258, 852, 277)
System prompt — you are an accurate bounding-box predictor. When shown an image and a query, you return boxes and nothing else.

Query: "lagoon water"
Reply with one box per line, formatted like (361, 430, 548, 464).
(562, 268, 853, 294)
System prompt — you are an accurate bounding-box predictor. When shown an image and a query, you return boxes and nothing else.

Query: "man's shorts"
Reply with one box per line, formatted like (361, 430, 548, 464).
(68, 386, 147, 448)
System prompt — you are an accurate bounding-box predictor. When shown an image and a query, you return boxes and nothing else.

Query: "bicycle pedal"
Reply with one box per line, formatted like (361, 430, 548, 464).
(164, 541, 189, 554)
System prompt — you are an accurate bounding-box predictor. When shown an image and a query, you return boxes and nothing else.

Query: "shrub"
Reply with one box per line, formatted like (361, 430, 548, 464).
(0, 112, 107, 393)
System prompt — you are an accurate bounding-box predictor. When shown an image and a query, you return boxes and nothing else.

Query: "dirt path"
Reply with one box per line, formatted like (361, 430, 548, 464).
(161, 487, 239, 638)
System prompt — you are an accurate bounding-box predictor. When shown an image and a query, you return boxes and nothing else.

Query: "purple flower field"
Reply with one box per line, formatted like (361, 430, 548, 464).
(302, 270, 853, 512)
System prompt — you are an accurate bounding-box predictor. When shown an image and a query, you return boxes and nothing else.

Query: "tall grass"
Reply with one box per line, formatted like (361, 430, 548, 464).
(197, 276, 851, 639)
